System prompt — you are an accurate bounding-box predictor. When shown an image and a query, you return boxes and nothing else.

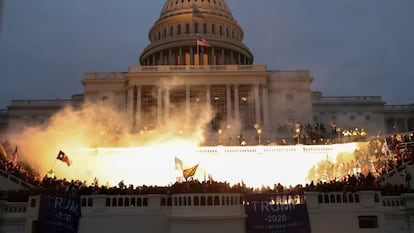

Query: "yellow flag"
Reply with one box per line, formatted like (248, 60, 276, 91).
(183, 164, 199, 180)
(0, 144, 8, 161)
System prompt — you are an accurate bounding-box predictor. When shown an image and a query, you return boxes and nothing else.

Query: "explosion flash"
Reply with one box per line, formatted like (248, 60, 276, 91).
(6, 101, 367, 188)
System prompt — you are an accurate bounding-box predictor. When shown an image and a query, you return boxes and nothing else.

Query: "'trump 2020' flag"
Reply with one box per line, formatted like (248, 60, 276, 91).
(57, 150, 72, 167)
(38, 195, 81, 233)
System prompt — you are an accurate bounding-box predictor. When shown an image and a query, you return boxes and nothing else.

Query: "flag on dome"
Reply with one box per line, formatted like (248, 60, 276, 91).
(197, 38, 210, 47)
(57, 150, 72, 167)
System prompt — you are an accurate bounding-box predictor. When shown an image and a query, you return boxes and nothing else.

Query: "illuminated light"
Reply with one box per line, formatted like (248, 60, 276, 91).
(62, 143, 361, 188)
(6, 102, 365, 189)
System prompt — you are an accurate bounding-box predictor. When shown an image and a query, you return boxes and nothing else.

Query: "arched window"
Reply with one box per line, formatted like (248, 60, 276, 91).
(88, 198, 93, 207)
(178, 24, 182, 35)
(348, 194, 354, 203)
(194, 23, 199, 33)
(336, 194, 342, 203)
(207, 196, 213, 206)
(194, 196, 200, 206)
(185, 23, 190, 34)
(214, 196, 220, 205)
(324, 194, 329, 203)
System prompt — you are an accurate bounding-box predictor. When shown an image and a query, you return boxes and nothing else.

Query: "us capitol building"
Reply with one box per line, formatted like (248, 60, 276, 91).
(1, 1, 414, 233)
(0, 0, 413, 143)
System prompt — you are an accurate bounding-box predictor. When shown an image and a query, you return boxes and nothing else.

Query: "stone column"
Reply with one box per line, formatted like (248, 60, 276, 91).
(262, 85, 270, 127)
(157, 88, 162, 125)
(221, 48, 225, 65)
(179, 47, 183, 65)
(186, 85, 190, 124)
(190, 47, 194, 65)
(127, 86, 134, 123)
(210, 47, 215, 65)
(206, 85, 211, 108)
(169, 49, 173, 65)
(136, 86, 142, 127)
(164, 88, 170, 122)
(226, 84, 232, 123)
(234, 85, 240, 122)
(254, 84, 261, 125)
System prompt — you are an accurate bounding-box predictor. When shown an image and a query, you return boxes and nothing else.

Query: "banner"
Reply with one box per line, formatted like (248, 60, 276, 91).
(38, 195, 81, 233)
(244, 194, 311, 233)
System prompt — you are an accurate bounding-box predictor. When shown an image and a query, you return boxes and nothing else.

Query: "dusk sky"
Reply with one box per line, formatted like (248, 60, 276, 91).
(0, 0, 413, 108)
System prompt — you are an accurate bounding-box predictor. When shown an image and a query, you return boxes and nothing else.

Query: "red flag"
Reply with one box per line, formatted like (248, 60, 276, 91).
(197, 38, 210, 47)
(57, 150, 71, 166)
(12, 146, 18, 164)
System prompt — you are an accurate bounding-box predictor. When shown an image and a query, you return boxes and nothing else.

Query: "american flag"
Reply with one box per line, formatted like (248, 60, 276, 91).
(197, 38, 210, 47)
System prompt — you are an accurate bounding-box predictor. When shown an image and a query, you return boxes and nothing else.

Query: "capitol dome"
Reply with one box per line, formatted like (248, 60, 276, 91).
(139, 0, 253, 66)
(160, 0, 234, 20)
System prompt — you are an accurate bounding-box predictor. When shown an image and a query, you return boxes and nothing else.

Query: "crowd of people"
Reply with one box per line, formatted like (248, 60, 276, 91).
(0, 131, 413, 203)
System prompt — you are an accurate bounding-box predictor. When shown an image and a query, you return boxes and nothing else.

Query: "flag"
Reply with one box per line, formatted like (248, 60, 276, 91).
(57, 150, 71, 166)
(0, 144, 7, 161)
(174, 156, 183, 170)
(183, 164, 199, 180)
(197, 38, 210, 47)
(12, 146, 18, 164)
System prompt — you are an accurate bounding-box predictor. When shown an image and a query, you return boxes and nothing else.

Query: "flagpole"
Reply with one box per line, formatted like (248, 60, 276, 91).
(50, 158, 57, 171)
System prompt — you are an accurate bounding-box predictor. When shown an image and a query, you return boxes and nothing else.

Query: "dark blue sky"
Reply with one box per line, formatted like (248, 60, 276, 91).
(1, 0, 413, 108)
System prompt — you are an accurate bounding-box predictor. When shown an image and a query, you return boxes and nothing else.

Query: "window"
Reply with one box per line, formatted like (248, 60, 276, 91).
(212, 24, 215, 34)
(358, 216, 378, 228)
(365, 115, 371, 121)
(177, 24, 181, 34)
(194, 23, 199, 33)
(185, 23, 190, 34)
(350, 115, 355, 121)
(170, 26, 173, 36)
(203, 23, 207, 33)
(286, 94, 294, 101)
